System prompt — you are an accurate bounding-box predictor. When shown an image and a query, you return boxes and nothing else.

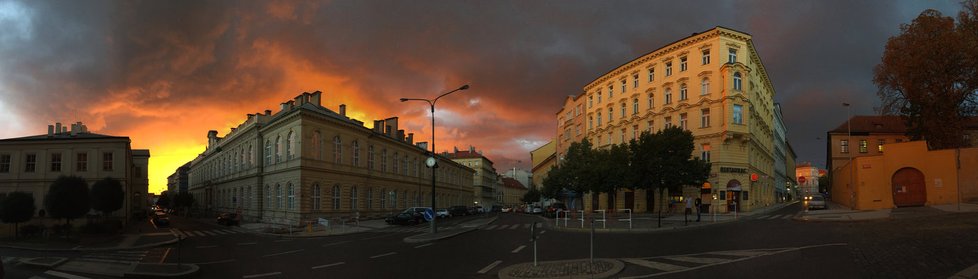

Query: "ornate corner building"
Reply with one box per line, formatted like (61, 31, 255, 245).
(555, 27, 789, 213)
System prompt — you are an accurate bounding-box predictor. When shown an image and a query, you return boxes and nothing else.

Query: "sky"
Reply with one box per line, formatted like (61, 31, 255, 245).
(0, 0, 965, 194)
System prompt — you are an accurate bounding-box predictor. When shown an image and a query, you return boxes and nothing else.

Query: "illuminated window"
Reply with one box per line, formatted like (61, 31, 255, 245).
(878, 139, 885, 153)
(859, 140, 868, 153)
(841, 140, 849, 153)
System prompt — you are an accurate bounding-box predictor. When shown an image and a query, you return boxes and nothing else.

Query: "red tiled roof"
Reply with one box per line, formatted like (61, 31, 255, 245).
(502, 177, 526, 190)
(829, 115, 907, 134)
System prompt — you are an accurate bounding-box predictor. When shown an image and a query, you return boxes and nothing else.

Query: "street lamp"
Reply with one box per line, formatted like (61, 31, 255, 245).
(400, 84, 470, 234)
(843, 102, 853, 209)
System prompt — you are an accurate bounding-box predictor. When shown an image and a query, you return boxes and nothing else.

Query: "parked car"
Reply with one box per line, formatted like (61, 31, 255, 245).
(468, 206, 483, 215)
(386, 211, 421, 225)
(490, 205, 503, 212)
(545, 203, 567, 217)
(808, 195, 827, 210)
(530, 206, 543, 214)
(217, 213, 239, 226)
(436, 208, 450, 218)
(152, 215, 170, 228)
(449, 206, 469, 216)
(501, 207, 513, 213)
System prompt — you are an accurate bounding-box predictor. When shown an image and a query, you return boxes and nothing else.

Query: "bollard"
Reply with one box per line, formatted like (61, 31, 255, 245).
(589, 219, 594, 264)
(530, 221, 538, 267)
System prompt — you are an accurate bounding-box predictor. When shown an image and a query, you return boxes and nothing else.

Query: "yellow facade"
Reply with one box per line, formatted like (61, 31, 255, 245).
(556, 27, 780, 213)
(832, 141, 967, 210)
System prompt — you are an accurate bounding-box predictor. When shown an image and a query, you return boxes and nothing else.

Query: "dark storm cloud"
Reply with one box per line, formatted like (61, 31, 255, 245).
(0, 0, 965, 175)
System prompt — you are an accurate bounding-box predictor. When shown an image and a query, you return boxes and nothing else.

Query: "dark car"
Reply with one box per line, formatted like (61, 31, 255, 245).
(545, 203, 567, 218)
(217, 213, 239, 226)
(386, 211, 421, 225)
(152, 216, 170, 228)
(449, 206, 469, 216)
(491, 205, 503, 213)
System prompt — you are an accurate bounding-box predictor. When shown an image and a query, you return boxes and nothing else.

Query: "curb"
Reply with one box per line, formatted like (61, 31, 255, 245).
(124, 263, 200, 278)
(0, 236, 179, 252)
(403, 217, 497, 243)
(497, 258, 624, 279)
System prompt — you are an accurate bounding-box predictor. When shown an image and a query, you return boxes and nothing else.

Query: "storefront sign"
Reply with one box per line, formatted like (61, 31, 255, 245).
(720, 167, 748, 173)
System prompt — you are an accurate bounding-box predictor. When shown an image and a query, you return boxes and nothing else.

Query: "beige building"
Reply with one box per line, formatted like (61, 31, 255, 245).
(445, 147, 497, 208)
(530, 140, 556, 191)
(500, 177, 527, 206)
(188, 92, 474, 226)
(556, 26, 781, 213)
(0, 122, 150, 225)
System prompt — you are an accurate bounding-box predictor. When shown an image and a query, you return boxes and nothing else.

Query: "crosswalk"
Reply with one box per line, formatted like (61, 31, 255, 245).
(481, 223, 543, 230)
(620, 248, 788, 278)
(754, 213, 798, 220)
(377, 223, 543, 233)
(78, 250, 150, 263)
(170, 228, 247, 238)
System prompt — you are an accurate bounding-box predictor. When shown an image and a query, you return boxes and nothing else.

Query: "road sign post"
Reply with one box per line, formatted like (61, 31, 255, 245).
(423, 208, 435, 222)
(530, 221, 538, 266)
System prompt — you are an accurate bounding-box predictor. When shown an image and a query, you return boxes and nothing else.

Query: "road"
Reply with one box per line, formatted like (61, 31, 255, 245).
(5, 203, 978, 278)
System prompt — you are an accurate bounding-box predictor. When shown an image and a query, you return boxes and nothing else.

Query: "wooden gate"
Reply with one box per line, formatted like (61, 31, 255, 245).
(892, 167, 926, 207)
(624, 191, 635, 210)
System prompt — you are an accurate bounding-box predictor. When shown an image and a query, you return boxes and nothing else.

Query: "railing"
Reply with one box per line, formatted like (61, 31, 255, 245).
(617, 208, 632, 229)
(594, 209, 606, 229)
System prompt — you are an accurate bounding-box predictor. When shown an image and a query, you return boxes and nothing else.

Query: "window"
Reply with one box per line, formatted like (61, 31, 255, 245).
(393, 152, 399, 174)
(701, 146, 712, 162)
(352, 141, 360, 166)
(588, 96, 593, 108)
(597, 90, 602, 103)
(680, 56, 687, 71)
(632, 99, 639, 115)
(665, 62, 672, 76)
(728, 48, 737, 63)
(588, 116, 593, 131)
(620, 103, 626, 118)
(380, 188, 387, 209)
(312, 184, 321, 210)
(265, 140, 272, 164)
(275, 136, 281, 163)
(620, 80, 626, 93)
(733, 104, 743, 124)
(701, 109, 711, 128)
(878, 139, 886, 152)
(733, 73, 742, 91)
(859, 140, 868, 153)
(597, 112, 602, 126)
(391, 190, 397, 209)
(333, 136, 342, 163)
(0, 154, 9, 173)
(102, 152, 113, 171)
(648, 93, 654, 109)
(680, 84, 688, 100)
(608, 85, 614, 98)
(381, 149, 388, 172)
(633, 74, 639, 88)
(665, 89, 672, 104)
(679, 113, 688, 130)
(620, 129, 626, 143)
(313, 131, 322, 160)
(286, 131, 295, 159)
(647, 120, 653, 132)
(368, 145, 375, 170)
(332, 185, 342, 210)
(350, 186, 358, 210)
(702, 49, 710, 65)
(665, 117, 672, 128)
(266, 185, 271, 209)
(276, 184, 282, 209)
(648, 68, 655, 82)
(840, 140, 849, 153)
(49, 153, 61, 172)
(366, 188, 373, 209)
(701, 78, 709, 95)
(608, 108, 613, 122)
(402, 156, 408, 176)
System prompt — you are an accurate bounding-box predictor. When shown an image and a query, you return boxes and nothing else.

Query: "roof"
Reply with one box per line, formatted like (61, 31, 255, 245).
(828, 115, 907, 134)
(501, 177, 526, 190)
(445, 150, 493, 164)
(0, 132, 129, 142)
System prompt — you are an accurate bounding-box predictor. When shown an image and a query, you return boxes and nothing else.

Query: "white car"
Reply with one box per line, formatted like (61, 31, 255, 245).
(436, 208, 450, 218)
(530, 207, 543, 214)
(807, 196, 827, 210)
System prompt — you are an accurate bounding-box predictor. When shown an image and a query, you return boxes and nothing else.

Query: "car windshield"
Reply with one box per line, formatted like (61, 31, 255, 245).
(812, 196, 825, 201)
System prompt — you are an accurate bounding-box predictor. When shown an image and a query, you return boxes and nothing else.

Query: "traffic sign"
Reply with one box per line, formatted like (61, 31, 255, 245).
(798, 176, 807, 184)
(423, 208, 434, 221)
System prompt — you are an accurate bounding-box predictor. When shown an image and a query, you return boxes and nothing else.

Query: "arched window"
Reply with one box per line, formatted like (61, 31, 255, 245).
(380, 188, 387, 209)
(733, 72, 742, 91)
(367, 145, 375, 170)
(680, 83, 688, 100)
(701, 78, 710, 96)
(632, 99, 638, 115)
(333, 136, 342, 163)
(266, 185, 271, 209)
(313, 131, 322, 160)
(352, 141, 360, 166)
(287, 183, 295, 210)
(264, 140, 271, 165)
(350, 186, 358, 210)
(366, 187, 373, 209)
(393, 152, 399, 174)
(332, 185, 342, 210)
(286, 131, 295, 160)
(275, 136, 282, 163)
(275, 184, 282, 209)
(312, 184, 321, 210)
(381, 149, 388, 172)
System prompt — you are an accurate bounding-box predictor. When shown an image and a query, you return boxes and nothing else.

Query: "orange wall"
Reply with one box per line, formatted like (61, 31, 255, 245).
(833, 141, 962, 210)
(960, 148, 978, 203)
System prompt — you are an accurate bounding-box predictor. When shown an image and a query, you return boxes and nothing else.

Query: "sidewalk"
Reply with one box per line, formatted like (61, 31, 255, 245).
(0, 218, 178, 252)
(546, 202, 796, 233)
(795, 201, 978, 222)
(403, 216, 498, 243)
(19, 256, 198, 278)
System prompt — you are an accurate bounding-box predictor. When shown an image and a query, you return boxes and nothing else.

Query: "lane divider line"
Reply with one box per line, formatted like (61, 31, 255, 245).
(511, 245, 526, 253)
(478, 260, 503, 274)
(262, 249, 304, 258)
(242, 271, 282, 278)
(311, 262, 346, 269)
(414, 243, 434, 249)
(370, 252, 397, 259)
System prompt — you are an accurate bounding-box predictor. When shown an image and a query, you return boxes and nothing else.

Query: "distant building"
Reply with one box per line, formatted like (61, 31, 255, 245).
(500, 177, 528, 206)
(167, 162, 190, 193)
(501, 169, 532, 190)
(530, 140, 556, 191)
(795, 162, 822, 198)
(445, 146, 498, 208)
(187, 92, 474, 225)
(0, 122, 150, 225)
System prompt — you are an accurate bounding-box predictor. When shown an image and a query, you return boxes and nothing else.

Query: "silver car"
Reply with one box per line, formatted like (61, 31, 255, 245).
(808, 195, 827, 210)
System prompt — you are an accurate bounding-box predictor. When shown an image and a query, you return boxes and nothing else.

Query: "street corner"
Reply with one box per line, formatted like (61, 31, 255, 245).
(497, 258, 624, 279)
(403, 227, 478, 244)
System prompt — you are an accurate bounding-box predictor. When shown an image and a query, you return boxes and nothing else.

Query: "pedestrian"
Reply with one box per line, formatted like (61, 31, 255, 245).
(695, 197, 702, 222)
(685, 196, 693, 225)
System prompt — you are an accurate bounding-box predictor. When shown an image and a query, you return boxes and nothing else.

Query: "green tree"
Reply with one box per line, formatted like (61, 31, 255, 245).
(628, 127, 711, 227)
(1, 192, 36, 239)
(156, 191, 172, 208)
(90, 177, 124, 217)
(45, 175, 91, 226)
(818, 175, 830, 194)
(174, 191, 195, 214)
(522, 187, 541, 204)
(542, 139, 597, 202)
(874, 1, 978, 149)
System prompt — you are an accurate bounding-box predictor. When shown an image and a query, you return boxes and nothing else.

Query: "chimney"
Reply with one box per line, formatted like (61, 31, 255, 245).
(373, 120, 384, 134)
(70, 123, 78, 136)
(294, 94, 305, 106)
(417, 142, 428, 150)
(280, 102, 289, 111)
(309, 91, 322, 106)
(247, 114, 254, 121)
(397, 130, 405, 141)
(454, 146, 459, 153)
(47, 125, 54, 136)
(407, 133, 414, 145)
(55, 122, 62, 134)
(265, 110, 272, 116)
(384, 117, 398, 137)
(470, 146, 476, 152)
(62, 127, 67, 133)
(339, 104, 347, 116)
(207, 130, 218, 147)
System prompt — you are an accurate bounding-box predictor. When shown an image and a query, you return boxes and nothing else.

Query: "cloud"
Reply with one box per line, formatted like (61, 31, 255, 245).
(0, 0, 964, 192)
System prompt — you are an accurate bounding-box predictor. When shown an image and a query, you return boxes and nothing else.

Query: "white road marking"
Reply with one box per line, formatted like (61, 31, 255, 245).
(237, 242, 258, 246)
(322, 240, 351, 247)
(370, 252, 397, 259)
(621, 243, 849, 279)
(510, 224, 520, 230)
(44, 270, 92, 279)
(196, 245, 219, 249)
(414, 243, 433, 248)
(2, 257, 18, 264)
(539, 230, 546, 235)
(311, 262, 345, 269)
(485, 225, 499, 230)
(523, 224, 530, 229)
(242, 272, 282, 278)
(477, 260, 503, 274)
(274, 239, 292, 243)
(193, 259, 237, 265)
(707, 250, 769, 257)
(665, 256, 728, 264)
(210, 230, 227, 235)
(621, 258, 685, 271)
(201, 230, 217, 236)
(535, 223, 543, 228)
(192, 231, 206, 236)
(262, 249, 304, 257)
(511, 245, 526, 253)
(220, 229, 238, 234)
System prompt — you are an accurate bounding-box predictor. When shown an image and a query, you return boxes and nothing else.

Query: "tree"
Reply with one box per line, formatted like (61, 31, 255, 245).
(156, 191, 172, 208)
(45, 175, 91, 226)
(874, 1, 978, 150)
(174, 191, 195, 214)
(1, 192, 35, 239)
(522, 187, 541, 204)
(541, 139, 597, 203)
(818, 175, 830, 194)
(628, 127, 711, 227)
(90, 177, 124, 217)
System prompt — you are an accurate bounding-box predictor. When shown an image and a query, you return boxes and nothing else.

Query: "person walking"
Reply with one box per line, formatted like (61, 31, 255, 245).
(685, 196, 694, 225)
(695, 197, 702, 222)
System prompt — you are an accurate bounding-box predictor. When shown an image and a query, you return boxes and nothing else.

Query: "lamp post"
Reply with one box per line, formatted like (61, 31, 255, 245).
(401, 84, 470, 234)
(843, 102, 853, 209)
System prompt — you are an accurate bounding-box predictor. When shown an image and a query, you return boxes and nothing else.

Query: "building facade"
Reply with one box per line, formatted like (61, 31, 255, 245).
(555, 26, 781, 213)
(530, 140, 556, 191)
(795, 162, 821, 198)
(772, 104, 788, 202)
(0, 122, 150, 225)
(500, 177, 528, 206)
(167, 162, 190, 193)
(445, 147, 498, 208)
(187, 92, 474, 226)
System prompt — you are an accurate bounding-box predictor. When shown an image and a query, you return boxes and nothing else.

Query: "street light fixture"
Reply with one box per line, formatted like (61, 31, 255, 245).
(400, 84, 470, 234)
